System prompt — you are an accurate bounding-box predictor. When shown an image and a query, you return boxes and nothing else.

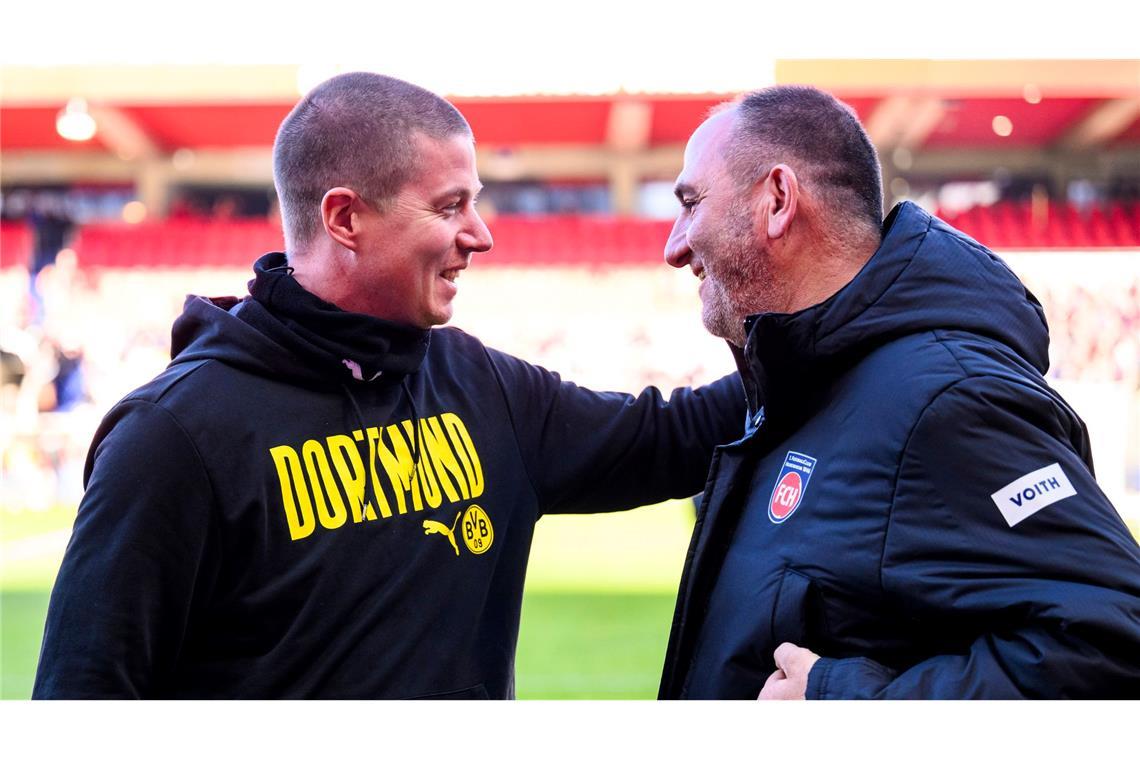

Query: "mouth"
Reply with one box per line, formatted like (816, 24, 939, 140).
(439, 265, 466, 284)
(693, 265, 707, 282)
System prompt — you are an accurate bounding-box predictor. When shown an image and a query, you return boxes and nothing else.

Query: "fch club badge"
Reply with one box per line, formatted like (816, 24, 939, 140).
(768, 451, 817, 524)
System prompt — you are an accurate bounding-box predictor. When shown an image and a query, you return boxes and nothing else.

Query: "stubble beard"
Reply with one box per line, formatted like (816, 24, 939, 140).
(701, 210, 774, 348)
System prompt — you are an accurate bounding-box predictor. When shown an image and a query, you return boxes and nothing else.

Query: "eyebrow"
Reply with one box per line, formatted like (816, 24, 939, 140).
(433, 183, 484, 204)
(674, 182, 696, 201)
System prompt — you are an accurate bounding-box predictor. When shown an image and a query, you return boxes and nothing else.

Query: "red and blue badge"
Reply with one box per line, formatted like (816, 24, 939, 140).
(768, 451, 817, 524)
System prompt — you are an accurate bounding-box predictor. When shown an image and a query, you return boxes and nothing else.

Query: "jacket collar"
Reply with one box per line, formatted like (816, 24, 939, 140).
(733, 200, 1049, 428)
(734, 203, 924, 424)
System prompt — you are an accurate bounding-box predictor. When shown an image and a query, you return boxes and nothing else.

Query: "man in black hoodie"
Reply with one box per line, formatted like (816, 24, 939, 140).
(33, 73, 745, 698)
(658, 86, 1140, 699)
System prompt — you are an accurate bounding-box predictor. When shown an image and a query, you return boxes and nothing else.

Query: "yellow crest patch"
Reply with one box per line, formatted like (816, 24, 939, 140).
(461, 504, 493, 555)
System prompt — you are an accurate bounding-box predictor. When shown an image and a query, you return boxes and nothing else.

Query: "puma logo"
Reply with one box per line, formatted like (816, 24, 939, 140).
(422, 512, 463, 556)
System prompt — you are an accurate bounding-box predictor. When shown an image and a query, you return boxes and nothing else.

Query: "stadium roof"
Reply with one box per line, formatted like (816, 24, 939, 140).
(2, 61, 1138, 154)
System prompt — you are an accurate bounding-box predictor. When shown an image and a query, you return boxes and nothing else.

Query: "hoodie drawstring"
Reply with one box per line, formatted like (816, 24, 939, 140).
(401, 376, 423, 471)
(340, 383, 384, 517)
(339, 376, 423, 517)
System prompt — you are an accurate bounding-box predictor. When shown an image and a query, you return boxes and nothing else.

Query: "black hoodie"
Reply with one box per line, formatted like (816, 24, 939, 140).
(34, 253, 745, 699)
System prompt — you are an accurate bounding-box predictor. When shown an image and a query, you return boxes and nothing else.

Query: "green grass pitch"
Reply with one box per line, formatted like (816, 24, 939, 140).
(5, 502, 1137, 700)
(1, 500, 696, 700)
(2, 589, 676, 700)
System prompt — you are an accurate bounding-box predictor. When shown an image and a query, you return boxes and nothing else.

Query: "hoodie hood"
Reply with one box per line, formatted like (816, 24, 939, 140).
(738, 201, 1050, 418)
(170, 252, 431, 385)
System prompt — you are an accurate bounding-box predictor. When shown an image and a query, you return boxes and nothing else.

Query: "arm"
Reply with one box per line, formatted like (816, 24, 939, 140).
(33, 401, 217, 698)
(483, 346, 745, 514)
(808, 377, 1140, 699)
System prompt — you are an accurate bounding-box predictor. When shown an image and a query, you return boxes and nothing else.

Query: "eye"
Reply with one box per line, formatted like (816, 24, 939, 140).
(680, 198, 698, 211)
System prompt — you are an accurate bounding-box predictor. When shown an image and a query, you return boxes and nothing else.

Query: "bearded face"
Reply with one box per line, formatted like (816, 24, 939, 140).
(689, 194, 778, 347)
(666, 111, 783, 348)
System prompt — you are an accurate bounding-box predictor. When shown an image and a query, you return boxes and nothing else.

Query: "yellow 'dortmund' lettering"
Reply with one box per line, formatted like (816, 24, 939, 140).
(302, 439, 348, 531)
(270, 445, 316, 541)
(441, 413, 483, 497)
(372, 424, 418, 514)
(269, 412, 486, 541)
(421, 417, 468, 502)
(326, 434, 379, 523)
(401, 419, 443, 510)
(353, 429, 393, 518)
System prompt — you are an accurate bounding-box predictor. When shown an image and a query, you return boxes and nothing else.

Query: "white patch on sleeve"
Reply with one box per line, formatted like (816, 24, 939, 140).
(990, 463, 1077, 527)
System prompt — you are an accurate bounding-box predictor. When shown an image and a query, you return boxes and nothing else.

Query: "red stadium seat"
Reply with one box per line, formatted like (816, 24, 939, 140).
(1, 205, 1132, 273)
(0, 223, 31, 269)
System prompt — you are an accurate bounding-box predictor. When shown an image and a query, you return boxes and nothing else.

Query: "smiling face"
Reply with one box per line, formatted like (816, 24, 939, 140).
(664, 109, 776, 347)
(349, 133, 493, 328)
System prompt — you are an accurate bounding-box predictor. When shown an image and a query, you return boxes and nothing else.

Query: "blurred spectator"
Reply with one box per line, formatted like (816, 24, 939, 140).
(1, 348, 26, 410)
(44, 339, 90, 413)
(1034, 280, 1140, 388)
(0, 314, 43, 422)
(28, 193, 74, 273)
(167, 194, 207, 220)
(27, 193, 76, 324)
(211, 194, 242, 219)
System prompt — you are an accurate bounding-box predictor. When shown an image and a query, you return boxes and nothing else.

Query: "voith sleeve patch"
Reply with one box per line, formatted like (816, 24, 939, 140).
(990, 463, 1077, 527)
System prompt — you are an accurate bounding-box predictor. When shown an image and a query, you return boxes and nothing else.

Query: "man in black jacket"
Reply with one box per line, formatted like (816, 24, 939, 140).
(659, 86, 1140, 698)
(33, 73, 744, 698)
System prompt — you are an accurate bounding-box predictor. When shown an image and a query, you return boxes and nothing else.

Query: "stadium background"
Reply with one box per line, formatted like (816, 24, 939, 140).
(2, 58, 1138, 700)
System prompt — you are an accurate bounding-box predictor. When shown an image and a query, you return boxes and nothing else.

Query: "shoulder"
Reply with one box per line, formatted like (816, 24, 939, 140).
(893, 327, 1067, 442)
(427, 326, 539, 376)
(929, 329, 1046, 389)
(424, 326, 494, 375)
(118, 356, 260, 423)
(838, 332, 967, 429)
(119, 358, 212, 407)
(856, 326, 1045, 406)
(913, 368, 1076, 445)
(830, 328, 1066, 467)
(859, 331, 963, 381)
(428, 325, 488, 354)
(103, 357, 262, 448)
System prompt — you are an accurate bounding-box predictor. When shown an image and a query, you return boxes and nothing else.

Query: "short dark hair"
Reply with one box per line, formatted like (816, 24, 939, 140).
(273, 72, 472, 249)
(726, 85, 883, 230)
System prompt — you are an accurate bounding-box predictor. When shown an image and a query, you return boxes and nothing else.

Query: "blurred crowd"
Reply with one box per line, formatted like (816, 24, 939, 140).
(2, 241, 1139, 513)
(1037, 282, 1140, 387)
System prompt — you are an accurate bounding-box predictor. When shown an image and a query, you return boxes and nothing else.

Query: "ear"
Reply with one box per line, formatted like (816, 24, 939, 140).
(762, 164, 799, 239)
(320, 187, 366, 251)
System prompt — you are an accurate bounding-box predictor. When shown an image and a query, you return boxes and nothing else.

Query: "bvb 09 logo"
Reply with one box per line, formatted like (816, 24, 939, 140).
(461, 505, 493, 554)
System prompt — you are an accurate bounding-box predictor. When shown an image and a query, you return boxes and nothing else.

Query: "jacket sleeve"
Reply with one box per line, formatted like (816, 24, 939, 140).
(483, 347, 745, 515)
(32, 400, 217, 699)
(807, 376, 1140, 699)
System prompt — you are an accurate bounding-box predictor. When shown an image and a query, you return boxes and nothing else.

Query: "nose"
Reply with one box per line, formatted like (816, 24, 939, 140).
(664, 214, 691, 269)
(459, 209, 494, 254)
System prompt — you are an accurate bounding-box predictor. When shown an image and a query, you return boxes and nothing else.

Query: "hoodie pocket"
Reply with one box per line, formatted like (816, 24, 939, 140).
(771, 567, 826, 651)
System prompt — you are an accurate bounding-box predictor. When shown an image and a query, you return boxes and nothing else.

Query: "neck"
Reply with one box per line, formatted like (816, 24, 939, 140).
(780, 216, 879, 313)
(246, 252, 431, 381)
(288, 242, 354, 312)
